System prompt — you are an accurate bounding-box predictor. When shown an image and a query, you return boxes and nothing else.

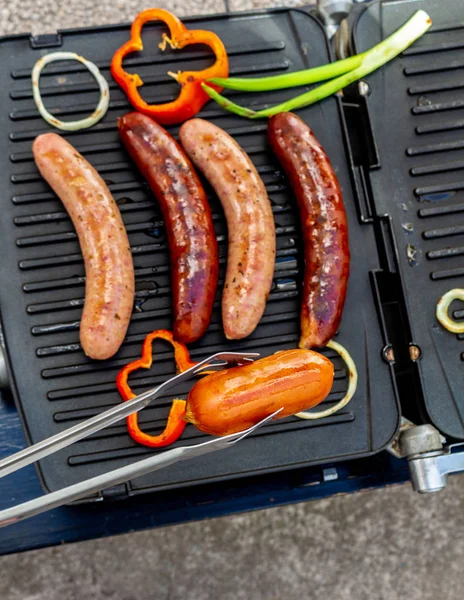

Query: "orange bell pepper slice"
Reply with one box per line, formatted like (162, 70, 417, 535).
(116, 329, 196, 448)
(110, 8, 229, 125)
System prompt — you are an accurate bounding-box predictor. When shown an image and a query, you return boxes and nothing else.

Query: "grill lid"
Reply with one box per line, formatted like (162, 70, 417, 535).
(0, 8, 399, 496)
(353, 0, 464, 439)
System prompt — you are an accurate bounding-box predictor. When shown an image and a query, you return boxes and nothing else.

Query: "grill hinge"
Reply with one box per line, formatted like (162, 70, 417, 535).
(387, 420, 464, 493)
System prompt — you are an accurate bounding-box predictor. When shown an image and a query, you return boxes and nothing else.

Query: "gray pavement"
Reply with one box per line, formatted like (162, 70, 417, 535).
(1, 476, 464, 600)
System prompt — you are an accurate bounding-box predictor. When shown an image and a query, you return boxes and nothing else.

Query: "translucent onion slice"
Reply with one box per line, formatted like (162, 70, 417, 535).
(32, 52, 110, 131)
(436, 289, 464, 334)
(296, 340, 358, 420)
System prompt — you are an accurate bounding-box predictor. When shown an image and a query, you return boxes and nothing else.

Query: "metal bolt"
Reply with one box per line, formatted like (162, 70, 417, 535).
(409, 345, 421, 361)
(358, 80, 371, 96)
(382, 345, 395, 363)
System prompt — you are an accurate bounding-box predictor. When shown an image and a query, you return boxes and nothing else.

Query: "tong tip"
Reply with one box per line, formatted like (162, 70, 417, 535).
(227, 408, 284, 444)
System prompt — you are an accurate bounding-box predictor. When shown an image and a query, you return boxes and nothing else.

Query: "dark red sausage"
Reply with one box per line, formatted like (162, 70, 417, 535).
(118, 113, 218, 344)
(268, 112, 350, 348)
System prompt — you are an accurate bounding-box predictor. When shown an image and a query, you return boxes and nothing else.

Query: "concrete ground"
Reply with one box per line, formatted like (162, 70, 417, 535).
(1, 1, 463, 599)
(1, 476, 464, 600)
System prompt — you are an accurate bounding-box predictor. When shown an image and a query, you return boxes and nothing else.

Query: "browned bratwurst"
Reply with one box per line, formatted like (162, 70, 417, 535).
(268, 112, 350, 348)
(118, 113, 218, 344)
(33, 133, 135, 360)
(180, 119, 275, 340)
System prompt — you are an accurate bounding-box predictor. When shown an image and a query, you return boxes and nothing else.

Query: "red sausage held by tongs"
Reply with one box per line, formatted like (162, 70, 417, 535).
(268, 112, 350, 348)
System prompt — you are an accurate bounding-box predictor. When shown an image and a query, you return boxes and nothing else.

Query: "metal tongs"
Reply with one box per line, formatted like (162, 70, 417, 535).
(0, 351, 280, 528)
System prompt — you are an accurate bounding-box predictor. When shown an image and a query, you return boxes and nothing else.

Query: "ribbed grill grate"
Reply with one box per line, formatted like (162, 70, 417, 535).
(0, 9, 398, 495)
(354, 0, 464, 438)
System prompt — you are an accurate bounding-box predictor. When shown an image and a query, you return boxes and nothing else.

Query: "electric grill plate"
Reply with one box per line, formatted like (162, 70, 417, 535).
(354, 0, 464, 439)
(0, 9, 399, 495)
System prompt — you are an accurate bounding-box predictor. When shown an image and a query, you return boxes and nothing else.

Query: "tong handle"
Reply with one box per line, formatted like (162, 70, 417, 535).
(0, 384, 162, 479)
(0, 409, 281, 528)
(0, 444, 188, 528)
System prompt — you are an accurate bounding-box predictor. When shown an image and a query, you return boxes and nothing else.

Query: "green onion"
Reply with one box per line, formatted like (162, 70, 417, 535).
(203, 10, 432, 119)
(201, 85, 259, 118)
(209, 54, 363, 92)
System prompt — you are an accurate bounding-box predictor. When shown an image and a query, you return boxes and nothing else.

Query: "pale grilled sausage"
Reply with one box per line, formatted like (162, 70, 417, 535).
(33, 133, 135, 360)
(180, 119, 275, 340)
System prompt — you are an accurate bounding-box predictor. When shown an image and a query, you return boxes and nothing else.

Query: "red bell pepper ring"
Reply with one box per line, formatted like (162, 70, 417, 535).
(110, 8, 229, 125)
(116, 329, 196, 448)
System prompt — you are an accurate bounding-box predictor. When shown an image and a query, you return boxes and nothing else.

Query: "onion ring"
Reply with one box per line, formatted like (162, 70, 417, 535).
(436, 288, 464, 334)
(32, 52, 109, 131)
(296, 340, 358, 420)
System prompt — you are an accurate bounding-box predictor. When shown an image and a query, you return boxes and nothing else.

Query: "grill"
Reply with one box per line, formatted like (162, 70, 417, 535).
(0, 7, 404, 497)
(353, 0, 464, 439)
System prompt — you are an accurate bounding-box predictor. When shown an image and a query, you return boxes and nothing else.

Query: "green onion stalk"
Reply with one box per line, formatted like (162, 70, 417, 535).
(202, 10, 432, 119)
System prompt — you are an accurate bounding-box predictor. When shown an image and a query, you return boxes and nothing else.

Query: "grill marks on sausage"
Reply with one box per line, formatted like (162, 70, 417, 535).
(180, 119, 276, 340)
(118, 113, 218, 344)
(32, 133, 135, 360)
(185, 349, 334, 436)
(268, 113, 350, 349)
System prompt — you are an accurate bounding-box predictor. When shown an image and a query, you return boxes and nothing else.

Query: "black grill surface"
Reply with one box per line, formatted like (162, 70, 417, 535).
(353, 0, 464, 439)
(0, 9, 399, 495)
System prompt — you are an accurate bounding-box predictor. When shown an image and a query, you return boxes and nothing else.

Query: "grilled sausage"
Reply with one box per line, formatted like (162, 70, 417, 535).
(268, 112, 350, 348)
(180, 119, 276, 340)
(185, 349, 334, 436)
(118, 113, 218, 344)
(33, 133, 135, 360)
